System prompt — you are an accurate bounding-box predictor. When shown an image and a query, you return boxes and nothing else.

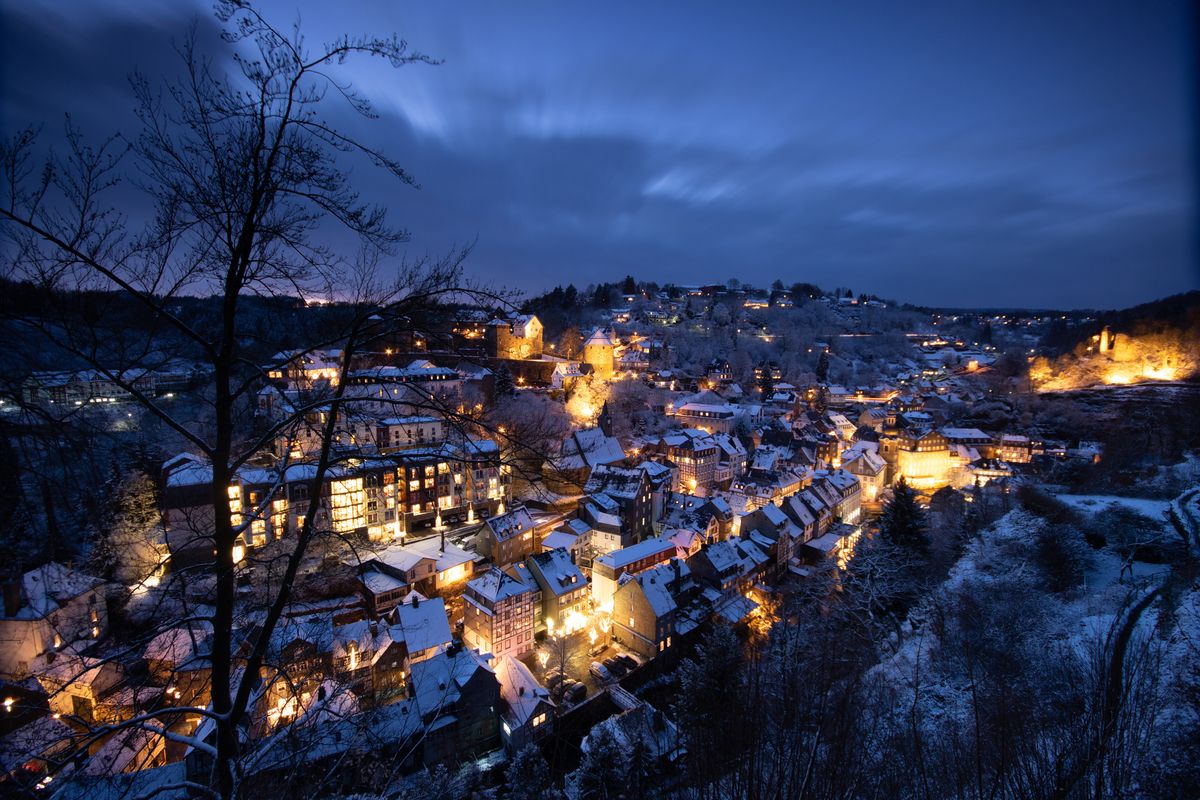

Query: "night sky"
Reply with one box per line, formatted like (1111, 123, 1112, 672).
(1, 0, 1196, 309)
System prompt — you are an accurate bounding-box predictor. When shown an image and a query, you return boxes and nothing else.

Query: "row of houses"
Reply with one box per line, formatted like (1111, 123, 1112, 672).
(161, 439, 511, 565)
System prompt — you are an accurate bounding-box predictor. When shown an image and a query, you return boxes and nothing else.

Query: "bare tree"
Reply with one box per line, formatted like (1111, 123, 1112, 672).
(0, 3, 508, 797)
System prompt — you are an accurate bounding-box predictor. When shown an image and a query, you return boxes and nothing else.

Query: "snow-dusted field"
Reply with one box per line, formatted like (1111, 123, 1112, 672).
(1055, 493, 1170, 519)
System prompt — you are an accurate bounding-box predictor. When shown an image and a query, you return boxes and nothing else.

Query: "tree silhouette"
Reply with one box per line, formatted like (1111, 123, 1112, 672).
(879, 479, 929, 553)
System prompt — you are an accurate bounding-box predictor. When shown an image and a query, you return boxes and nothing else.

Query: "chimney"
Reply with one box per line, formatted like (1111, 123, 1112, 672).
(411, 595, 419, 609)
(518, 686, 525, 697)
(440, 528, 445, 553)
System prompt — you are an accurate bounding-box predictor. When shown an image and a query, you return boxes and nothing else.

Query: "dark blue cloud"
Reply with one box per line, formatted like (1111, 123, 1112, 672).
(2, 0, 1195, 308)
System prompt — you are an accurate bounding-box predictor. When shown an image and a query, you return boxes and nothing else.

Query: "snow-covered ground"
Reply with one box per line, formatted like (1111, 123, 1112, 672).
(871, 491, 1197, 774)
(1055, 493, 1170, 519)
(1086, 549, 1170, 591)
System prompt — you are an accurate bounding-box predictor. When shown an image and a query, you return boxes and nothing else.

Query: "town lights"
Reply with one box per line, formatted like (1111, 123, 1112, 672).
(562, 609, 588, 634)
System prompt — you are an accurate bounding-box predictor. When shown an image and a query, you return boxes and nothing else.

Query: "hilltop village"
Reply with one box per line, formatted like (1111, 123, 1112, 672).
(2, 279, 1198, 799)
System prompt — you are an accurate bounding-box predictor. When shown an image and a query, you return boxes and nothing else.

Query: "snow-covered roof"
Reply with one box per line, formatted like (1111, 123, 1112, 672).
(269, 614, 334, 658)
(495, 655, 553, 728)
(467, 567, 532, 605)
(636, 563, 684, 616)
(541, 529, 581, 551)
(782, 495, 816, 528)
(677, 402, 735, 416)
(144, 623, 213, 667)
(585, 328, 617, 346)
(360, 567, 408, 595)
(583, 465, 645, 500)
(19, 563, 103, 619)
(332, 620, 400, 667)
(529, 548, 587, 597)
(560, 428, 626, 470)
(486, 505, 535, 542)
(409, 646, 493, 715)
(594, 537, 675, 571)
(395, 596, 452, 655)
(384, 537, 473, 575)
(665, 528, 702, 554)
(941, 427, 993, 441)
(757, 503, 789, 528)
(804, 531, 846, 554)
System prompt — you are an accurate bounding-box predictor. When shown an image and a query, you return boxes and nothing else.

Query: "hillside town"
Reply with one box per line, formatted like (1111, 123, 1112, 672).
(3, 272, 1198, 799)
(1, 2, 1198, 798)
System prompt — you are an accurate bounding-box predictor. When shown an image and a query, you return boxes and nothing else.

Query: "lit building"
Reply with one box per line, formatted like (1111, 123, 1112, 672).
(526, 549, 589, 633)
(591, 537, 677, 608)
(486, 314, 543, 360)
(672, 401, 737, 435)
(611, 559, 695, 660)
(997, 434, 1034, 464)
(0, 563, 107, 678)
(495, 655, 554, 752)
(888, 428, 953, 490)
(463, 567, 538, 659)
(582, 328, 617, 380)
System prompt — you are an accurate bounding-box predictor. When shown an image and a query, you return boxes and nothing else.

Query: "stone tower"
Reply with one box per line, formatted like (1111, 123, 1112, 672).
(583, 328, 615, 380)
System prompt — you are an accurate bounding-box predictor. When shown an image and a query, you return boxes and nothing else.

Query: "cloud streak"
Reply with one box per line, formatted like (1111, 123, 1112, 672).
(2, 0, 1194, 308)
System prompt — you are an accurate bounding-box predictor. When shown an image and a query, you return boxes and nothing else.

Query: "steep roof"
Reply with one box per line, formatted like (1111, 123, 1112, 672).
(560, 428, 626, 470)
(409, 646, 493, 715)
(18, 563, 104, 618)
(395, 596, 452, 655)
(467, 567, 532, 605)
(485, 505, 535, 542)
(529, 548, 587, 597)
(385, 538, 473, 574)
(585, 328, 616, 346)
(583, 465, 646, 501)
(495, 655, 554, 728)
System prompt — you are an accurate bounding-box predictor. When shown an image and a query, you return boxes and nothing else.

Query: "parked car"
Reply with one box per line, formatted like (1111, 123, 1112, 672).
(615, 654, 638, 671)
(565, 682, 587, 703)
(589, 661, 612, 682)
(603, 657, 628, 678)
(546, 673, 567, 693)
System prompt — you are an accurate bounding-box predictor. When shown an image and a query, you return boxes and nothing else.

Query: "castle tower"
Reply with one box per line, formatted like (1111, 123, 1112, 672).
(583, 328, 615, 380)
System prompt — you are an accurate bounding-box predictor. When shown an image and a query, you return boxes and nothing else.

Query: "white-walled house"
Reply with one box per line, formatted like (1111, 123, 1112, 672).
(0, 563, 107, 678)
